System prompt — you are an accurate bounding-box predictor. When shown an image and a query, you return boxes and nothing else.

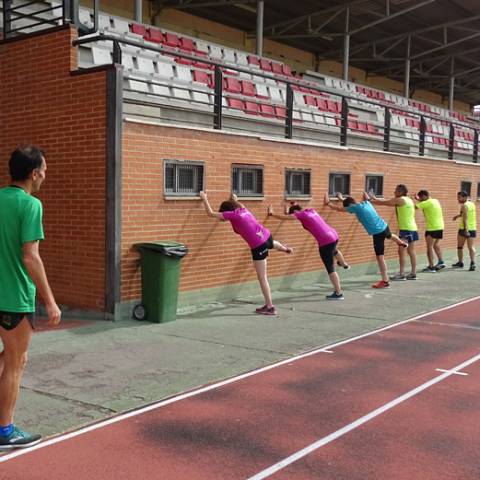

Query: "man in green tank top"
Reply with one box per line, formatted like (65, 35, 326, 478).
(0, 146, 61, 450)
(414, 190, 445, 272)
(452, 191, 476, 271)
(370, 184, 418, 280)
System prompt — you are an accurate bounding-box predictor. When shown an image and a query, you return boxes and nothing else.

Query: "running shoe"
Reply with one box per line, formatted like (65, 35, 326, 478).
(255, 306, 277, 316)
(435, 261, 446, 270)
(389, 273, 406, 281)
(372, 280, 390, 289)
(326, 292, 344, 300)
(452, 261, 464, 268)
(0, 425, 41, 450)
(406, 273, 417, 280)
(421, 266, 437, 273)
(469, 262, 476, 272)
(285, 246, 294, 254)
(337, 261, 351, 270)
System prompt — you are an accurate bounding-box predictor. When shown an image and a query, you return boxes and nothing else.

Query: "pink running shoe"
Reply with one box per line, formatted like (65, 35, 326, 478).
(255, 305, 278, 315)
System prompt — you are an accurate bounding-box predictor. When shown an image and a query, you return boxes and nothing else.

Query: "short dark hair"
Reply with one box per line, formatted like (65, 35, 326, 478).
(9, 145, 45, 181)
(396, 184, 408, 196)
(218, 199, 243, 212)
(458, 191, 468, 198)
(343, 196, 356, 208)
(417, 190, 429, 198)
(288, 202, 302, 214)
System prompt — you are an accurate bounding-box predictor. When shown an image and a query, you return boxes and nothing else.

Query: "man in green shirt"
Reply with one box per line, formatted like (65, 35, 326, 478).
(414, 190, 445, 272)
(0, 146, 61, 450)
(370, 184, 418, 280)
(452, 191, 476, 271)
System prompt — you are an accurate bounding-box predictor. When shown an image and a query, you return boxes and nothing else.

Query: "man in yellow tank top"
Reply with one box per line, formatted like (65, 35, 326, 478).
(371, 184, 418, 280)
(452, 191, 476, 271)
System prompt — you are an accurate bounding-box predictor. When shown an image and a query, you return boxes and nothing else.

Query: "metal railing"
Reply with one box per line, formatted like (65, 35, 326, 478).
(72, 33, 480, 163)
(1, 0, 98, 39)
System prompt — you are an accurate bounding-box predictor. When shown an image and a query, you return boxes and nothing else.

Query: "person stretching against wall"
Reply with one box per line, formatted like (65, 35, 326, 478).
(370, 184, 418, 281)
(414, 190, 445, 272)
(325, 191, 407, 289)
(452, 191, 476, 271)
(200, 191, 293, 315)
(268, 201, 349, 300)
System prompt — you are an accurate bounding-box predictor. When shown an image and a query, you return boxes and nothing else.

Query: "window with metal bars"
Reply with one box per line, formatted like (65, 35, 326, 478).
(329, 172, 351, 197)
(232, 165, 263, 197)
(460, 181, 472, 197)
(285, 169, 311, 197)
(164, 160, 204, 196)
(365, 175, 384, 197)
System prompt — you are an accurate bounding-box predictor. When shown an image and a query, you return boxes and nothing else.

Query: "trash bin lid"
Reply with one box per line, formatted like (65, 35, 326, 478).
(135, 241, 188, 258)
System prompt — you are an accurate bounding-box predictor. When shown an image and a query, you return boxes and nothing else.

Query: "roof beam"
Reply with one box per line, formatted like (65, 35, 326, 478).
(158, 0, 257, 9)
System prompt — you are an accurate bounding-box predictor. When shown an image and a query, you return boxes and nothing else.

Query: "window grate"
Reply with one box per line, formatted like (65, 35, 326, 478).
(164, 160, 204, 195)
(232, 165, 263, 196)
(461, 181, 472, 197)
(365, 175, 384, 197)
(329, 173, 351, 197)
(285, 169, 311, 197)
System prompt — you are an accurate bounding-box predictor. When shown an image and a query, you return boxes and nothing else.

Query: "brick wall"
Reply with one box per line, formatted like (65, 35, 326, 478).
(0, 26, 108, 311)
(121, 122, 480, 302)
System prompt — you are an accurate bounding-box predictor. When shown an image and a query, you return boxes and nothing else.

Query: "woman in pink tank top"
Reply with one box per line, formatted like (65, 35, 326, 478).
(268, 202, 349, 300)
(200, 191, 292, 316)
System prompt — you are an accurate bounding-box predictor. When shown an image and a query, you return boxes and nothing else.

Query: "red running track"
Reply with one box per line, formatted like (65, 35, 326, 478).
(1, 298, 480, 480)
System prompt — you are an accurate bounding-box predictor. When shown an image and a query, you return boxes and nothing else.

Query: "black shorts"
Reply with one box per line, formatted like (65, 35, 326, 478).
(425, 230, 443, 239)
(251, 235, 274, 261)
(0, 311, 35, 331)
(319, 241, 339, 274)
(372, 226, 392, 256)
(458, 229, 477, 238)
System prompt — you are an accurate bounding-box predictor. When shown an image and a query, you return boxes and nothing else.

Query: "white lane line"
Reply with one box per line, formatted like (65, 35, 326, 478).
(1, 295, 478, 463)
(247, 352, 480, 480)
(435, 368, 468, 376)
(320, 349, 334, 353)
(415, 320, 480, 331)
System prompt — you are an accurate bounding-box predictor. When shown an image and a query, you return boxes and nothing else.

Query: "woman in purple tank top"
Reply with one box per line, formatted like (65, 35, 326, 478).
(200, 191, 293, 316)
(268, 202, 349, 300)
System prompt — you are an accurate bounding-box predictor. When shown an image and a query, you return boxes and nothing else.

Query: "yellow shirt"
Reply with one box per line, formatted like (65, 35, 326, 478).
(416, 198, 444, 231)
(396, 197, 417, 231)
(459, 201, 476, 231)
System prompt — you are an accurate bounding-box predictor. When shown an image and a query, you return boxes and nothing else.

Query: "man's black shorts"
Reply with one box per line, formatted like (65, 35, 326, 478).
(319, 240, 339, 274)
(372, 226, 392, 256)
(251, 235, 274, 261)
(425, 230, 443, 239)
(458, 229, 477, 238)
(0, 311, 35, 331)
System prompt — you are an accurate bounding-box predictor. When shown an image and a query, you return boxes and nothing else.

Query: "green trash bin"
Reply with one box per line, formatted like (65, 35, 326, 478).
(133, 241, 188, 323)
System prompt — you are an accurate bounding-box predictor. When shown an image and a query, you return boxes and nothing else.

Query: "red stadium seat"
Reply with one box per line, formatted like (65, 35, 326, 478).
(367, 124, 378, 135)
(245, 101, 260, 115)
(131, 24, 147, 37)
(241, 81, 256, 96)
(260, 104, 275, 117)
(193, 70, 213, 88)
(274, 106, 286, 119)
(225, 77, 241, 94)
(317, 99, 328, 111)
(304, 95, 317, 107)
(179, 38, 195, 52)
(227, 98, 245, 110)
(147, 28, 164, 43)
(165, 33, 181, 48)
(271, 62, 283, 75)
(260, 59, 272, 71)
(247, 55, 260, 67)
(282, 64, 293, 77)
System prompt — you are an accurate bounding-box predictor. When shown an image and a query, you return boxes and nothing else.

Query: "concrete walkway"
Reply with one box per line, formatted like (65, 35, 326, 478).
(14, 254, 479, 440)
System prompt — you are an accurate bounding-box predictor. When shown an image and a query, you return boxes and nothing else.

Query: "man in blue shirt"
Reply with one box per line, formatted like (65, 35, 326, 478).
(325, 192, 407, 288)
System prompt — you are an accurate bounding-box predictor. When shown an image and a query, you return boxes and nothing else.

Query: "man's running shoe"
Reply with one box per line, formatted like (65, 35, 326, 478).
(452, 262, 464, 268)
(255, 305, 277, 315)
(422, 266, 437, 273)
(435, 261, 446, 270)
(372, 280, 390, 289)
(469, 262, 476, 272)
(406, 273, 417, 280)
(0, 425, 41, 450)
(326, 292, 344, 300)
(390, 273, 406, 281)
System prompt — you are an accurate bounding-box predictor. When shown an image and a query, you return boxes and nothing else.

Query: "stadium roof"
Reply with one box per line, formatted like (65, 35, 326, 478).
(154, 0, 480, 106)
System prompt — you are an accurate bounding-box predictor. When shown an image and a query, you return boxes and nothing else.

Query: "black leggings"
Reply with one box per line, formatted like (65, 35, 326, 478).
(319, 241, 339, 274)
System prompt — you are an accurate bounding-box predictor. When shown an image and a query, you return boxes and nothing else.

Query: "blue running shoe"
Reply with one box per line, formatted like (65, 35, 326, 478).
(0, 425, 41, 450)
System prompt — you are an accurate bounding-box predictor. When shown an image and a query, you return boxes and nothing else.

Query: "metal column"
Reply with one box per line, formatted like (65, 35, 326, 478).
(403, 36, 411, 98)
(256, 0, 264, 56)
(448, 57, 455, 111)
(134, 0, 142, 23)
(342, 5, 350, 82)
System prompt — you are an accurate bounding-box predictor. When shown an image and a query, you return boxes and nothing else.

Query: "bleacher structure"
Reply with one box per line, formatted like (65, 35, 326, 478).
(2, 0, 479, 162)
